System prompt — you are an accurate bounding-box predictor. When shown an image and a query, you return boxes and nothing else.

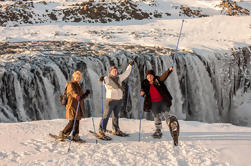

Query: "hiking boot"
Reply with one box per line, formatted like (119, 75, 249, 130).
(58, 131, 67, 141)
(73, 134, 80, 141)
(112, 130, 129, 137)
(152, 129, 162, 138)
(113, 130, 122, 136)
(112, 130, 123, 136)
(97, 131, 106, 138)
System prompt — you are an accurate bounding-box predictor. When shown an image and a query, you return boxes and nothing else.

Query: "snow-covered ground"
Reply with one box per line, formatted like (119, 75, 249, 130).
(0, 118, 251, 166)
(1, 0, 251, 165)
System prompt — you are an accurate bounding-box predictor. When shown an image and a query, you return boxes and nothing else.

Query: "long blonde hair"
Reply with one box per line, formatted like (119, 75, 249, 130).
(72, 71, 82, 80)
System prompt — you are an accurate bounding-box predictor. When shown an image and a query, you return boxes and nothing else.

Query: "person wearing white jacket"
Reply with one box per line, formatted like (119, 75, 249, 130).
(98, 61, 134, 137)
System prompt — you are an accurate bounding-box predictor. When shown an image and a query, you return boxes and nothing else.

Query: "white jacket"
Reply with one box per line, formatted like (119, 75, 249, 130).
(104, 65, 132, 100)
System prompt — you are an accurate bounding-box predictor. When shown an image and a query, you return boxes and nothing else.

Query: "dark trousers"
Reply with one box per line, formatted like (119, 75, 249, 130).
(151, 100, 171, 130)
(99, 99, 122, 132)
(62, 120, 79, 136)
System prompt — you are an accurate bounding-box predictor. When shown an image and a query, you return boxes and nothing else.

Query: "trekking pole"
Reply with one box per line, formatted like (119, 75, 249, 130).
(138, 96, 144, 142)
(101, 81, 104, 131)
(172, 19, 184, 67)
(91, 111, 98, 144)
(68, 101, 80, 152)
(125, 67, 134, 113)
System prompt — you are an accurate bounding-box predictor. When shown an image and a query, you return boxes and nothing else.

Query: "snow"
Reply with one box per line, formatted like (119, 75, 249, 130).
(1, 0, 251, 165)
(1, 16, 250, 56)
(0, 118, 251, 166)
(0, 0, 250, 57)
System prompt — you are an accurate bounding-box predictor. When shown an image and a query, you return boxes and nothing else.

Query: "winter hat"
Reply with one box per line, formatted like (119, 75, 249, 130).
(146, 69, 155, 76)
(110, 66, 118, 72)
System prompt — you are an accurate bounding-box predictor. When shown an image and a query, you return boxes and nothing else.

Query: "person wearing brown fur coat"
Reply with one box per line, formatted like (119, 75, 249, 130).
(58, 71, 90, 141)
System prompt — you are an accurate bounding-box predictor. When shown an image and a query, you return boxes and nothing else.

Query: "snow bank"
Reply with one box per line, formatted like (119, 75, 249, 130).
(0, 118, 251, 166)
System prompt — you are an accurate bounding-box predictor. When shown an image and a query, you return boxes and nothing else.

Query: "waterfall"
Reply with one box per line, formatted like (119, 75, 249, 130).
(0, 42, 250, 126)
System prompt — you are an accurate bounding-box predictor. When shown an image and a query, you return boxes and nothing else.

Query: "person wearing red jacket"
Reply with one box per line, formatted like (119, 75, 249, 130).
(140, 67, 174, 138)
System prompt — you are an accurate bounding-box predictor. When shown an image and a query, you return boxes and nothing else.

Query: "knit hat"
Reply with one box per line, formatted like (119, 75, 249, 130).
(110, 66, 118, 71)
(146, 69, 155, 76)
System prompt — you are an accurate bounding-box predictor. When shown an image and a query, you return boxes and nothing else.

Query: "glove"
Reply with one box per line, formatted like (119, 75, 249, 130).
(81, 90, 91, 100)
(99, 76, 104, 82)
(169, 66, 174, 71)
(85, 89, 91, 95)
(129, 61, 134, 66)
(76, 96, 81, 101)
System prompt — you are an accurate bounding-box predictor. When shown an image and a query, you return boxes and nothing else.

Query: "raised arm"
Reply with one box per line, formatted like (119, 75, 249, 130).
(118, 64, 132, 81)
(159, 67, 174, 82)
(118, 61, 134, 81)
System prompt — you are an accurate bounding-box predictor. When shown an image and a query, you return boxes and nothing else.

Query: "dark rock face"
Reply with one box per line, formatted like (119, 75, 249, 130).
(0, 41, 250, 126)
(216, 0, 250, 16)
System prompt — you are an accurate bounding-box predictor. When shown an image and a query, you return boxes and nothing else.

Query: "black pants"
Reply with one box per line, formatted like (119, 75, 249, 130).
(62, 120, 79, 136)
(151, 100, 170, 130)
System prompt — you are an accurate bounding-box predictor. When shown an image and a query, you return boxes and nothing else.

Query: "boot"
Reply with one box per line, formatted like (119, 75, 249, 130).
(97, 130, 106, 139)
(73, 134, 80, 141)
(112, 130, 123, 136)
(152, 129, 162, 138)
(112, 130, 129, 137)
(58, 131, 66, 141)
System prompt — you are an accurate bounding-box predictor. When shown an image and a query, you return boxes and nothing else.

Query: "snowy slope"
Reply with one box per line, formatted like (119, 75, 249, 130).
(0, 118, 251, 166)
(0, 1, 251, 165)
(0, 0, 250, 56)
(1, 15, 250, 56)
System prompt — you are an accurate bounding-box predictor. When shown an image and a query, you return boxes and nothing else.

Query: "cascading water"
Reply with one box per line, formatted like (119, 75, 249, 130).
(0, 41, 250, 126)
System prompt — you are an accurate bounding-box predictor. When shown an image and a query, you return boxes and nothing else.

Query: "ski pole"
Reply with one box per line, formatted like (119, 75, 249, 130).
(91, 112, 98, 144)
(101, 81, 104, 130)
(125, 67, 134, 113)
(68, 101, 80, 152)
(172, 19, 184, 67)
(138, 96, 144, 142)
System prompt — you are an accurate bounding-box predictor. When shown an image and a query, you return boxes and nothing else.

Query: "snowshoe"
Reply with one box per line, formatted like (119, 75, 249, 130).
(106, 130, 129, 137)
(168, 116, 180, 146)
(49, 133, 86, 143)
(152, 129, 162, 139)
(60, 131, 71, 141)
(49, 132, 69, 142)
(72, 134, 86, 143)
(89, 130, 112, 141)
